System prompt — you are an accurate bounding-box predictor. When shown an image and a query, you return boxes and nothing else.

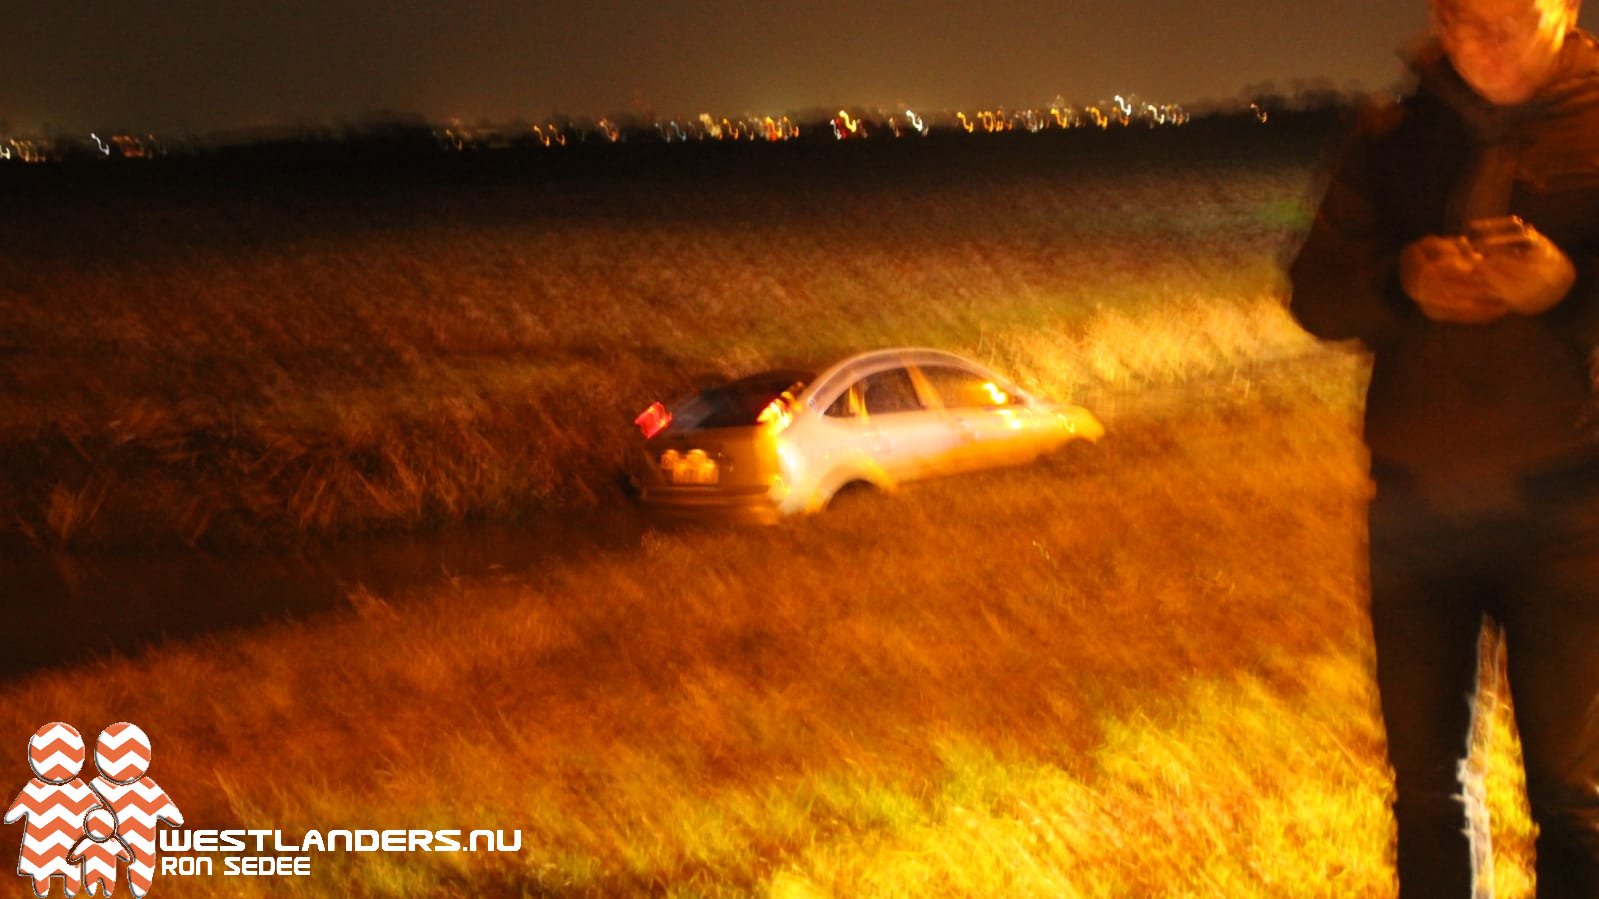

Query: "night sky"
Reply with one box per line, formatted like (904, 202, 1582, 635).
(6, 1, 1599, 134)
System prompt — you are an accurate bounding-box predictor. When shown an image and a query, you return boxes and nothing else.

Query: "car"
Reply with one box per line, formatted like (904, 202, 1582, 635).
(627, 347, 1104, 522)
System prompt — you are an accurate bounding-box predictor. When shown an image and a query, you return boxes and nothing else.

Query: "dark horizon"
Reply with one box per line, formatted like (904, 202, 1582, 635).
(15, 1, 1592, 136)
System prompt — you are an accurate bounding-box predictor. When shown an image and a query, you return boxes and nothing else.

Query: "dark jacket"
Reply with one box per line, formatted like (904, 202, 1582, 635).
(1289, 31, 1599, 488)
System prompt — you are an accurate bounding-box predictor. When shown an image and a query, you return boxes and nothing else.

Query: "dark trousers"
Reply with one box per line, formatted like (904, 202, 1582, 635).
(1369, 472, 1599, 898)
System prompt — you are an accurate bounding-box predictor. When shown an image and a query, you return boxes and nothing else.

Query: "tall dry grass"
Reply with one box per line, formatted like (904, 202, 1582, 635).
(0, 125, 1543, 896)
(0, 356, 1538, 896)
(1, 131, 1318, 549)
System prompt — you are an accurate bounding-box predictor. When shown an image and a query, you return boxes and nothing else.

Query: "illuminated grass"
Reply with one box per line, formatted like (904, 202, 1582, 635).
(1, 141, 1315, 548)
(0, 361, 1536, 896)
(0, 131, 1539, 895)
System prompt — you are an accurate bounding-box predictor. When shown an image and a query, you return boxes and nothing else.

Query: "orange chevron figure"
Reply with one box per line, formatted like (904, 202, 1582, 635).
(5, 722, 99, 897)
(87, 725, 180, 899)
(67, 809, 132, 897)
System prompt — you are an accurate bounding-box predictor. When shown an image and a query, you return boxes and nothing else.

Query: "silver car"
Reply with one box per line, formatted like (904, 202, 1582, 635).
(628, 348, 1104, 522)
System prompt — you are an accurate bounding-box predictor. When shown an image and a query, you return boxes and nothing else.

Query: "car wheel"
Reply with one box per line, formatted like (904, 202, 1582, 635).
(823, 480, 879, 512)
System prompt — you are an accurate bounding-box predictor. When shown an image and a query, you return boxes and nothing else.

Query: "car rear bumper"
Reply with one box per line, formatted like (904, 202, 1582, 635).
(633, 482, 786, 525)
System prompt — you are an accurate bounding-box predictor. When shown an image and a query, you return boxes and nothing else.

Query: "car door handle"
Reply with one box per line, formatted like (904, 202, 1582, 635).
(953, 418, 977, 441)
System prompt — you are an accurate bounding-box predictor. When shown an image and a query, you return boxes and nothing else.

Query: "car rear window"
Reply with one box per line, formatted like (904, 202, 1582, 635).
(672, 369, 813, 430)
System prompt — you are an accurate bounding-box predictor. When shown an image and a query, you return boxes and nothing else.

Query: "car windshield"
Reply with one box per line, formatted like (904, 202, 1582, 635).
(671, 369, 814, 430)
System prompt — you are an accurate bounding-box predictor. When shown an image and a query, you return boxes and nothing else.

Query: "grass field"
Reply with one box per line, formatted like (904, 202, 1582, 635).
(0, 120, 1540, 895)
(1, 123, 1322, 550)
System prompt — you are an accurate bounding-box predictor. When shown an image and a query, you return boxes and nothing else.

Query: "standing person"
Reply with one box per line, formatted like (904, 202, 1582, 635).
(1288, 0, 1599, 894)
(87, 725, 181, 899)
(5, 723, 99, 898)
(67, 809, 133, 898)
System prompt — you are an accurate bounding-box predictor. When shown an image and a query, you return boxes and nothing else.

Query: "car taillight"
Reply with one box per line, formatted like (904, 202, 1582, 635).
(757, 397, 793, 433)
(634, 402, 672, 439)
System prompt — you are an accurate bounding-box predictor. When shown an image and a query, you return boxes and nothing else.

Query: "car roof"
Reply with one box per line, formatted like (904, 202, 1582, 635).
(799, 347, 1008, 407)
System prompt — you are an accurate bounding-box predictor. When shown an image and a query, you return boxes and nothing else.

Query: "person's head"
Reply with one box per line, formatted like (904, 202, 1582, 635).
(84, 808, 117, 842)
(1431, 0, 1582, 103)
(28, 722, 85, 785)
(94, 722, 151, 785)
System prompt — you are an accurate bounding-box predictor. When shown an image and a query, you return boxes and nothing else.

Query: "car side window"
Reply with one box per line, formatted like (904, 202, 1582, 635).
(860, 368, 923, 415)
(824, 385, 861, 418)
(920, 365, 1022, 409)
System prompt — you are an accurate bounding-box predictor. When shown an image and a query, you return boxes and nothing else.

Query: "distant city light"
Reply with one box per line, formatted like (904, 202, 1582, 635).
(416, 93, 1197, 151)
(1, 90, 1294, 165)
(531, 124, 566, 147)
(831, 110, 864, 140)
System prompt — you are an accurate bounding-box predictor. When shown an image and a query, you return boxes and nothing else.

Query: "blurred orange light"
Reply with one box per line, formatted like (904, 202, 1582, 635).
(635, 402, 672, 439)
(757, 398, 793, 433)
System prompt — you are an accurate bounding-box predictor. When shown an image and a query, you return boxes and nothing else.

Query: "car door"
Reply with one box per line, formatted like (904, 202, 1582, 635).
(915, 363, 1038, 471)
(832, 365, 963, 483)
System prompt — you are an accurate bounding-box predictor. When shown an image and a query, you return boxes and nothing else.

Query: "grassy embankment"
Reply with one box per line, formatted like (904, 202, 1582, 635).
(3, 129, 1318, 549)
(0, 360, 1537, 897)
(0, 127, 1538, 895)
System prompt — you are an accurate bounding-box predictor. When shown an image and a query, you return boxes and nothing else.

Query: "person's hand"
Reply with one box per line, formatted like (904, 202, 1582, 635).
(1472, 223, 1576, 316)
(1399, 235, 1509, 324)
